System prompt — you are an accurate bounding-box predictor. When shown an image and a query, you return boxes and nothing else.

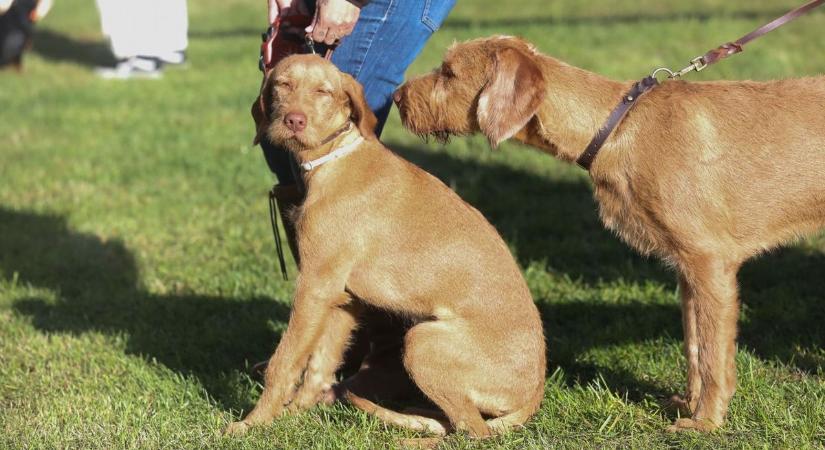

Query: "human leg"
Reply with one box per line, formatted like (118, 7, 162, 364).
(95, 0, 188, 78)
(330, 0, 456, 134)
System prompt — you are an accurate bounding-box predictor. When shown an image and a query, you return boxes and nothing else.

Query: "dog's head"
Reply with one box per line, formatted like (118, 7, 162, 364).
(252, 54, 377, 152)
(394, 36, 545, 148)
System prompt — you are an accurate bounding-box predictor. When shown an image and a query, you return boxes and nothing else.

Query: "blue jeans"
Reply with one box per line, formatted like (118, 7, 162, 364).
(260, 0, 456, 184)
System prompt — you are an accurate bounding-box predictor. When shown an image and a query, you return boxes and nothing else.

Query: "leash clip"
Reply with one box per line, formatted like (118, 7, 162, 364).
(652, 55, 708, 81)
(689, 56, 708, 72)
(651, 67, 676, 81)
(305, 34, 317, 55)
(673, 56, 708, 78)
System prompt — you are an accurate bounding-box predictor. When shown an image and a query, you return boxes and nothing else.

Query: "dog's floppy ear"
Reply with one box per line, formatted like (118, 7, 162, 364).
(251, 77, 273, 145)
(341, 73, 378, 140)
(477, 46, 545, 148)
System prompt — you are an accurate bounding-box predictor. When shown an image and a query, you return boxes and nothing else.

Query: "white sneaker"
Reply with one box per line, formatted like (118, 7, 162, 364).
(96, 57, 162, 80)
(157, 51, 186, 66)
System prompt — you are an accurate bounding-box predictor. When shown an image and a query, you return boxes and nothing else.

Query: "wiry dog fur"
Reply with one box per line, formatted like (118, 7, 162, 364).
(394, 35, 825, 432)
(226, 54, 546, 438)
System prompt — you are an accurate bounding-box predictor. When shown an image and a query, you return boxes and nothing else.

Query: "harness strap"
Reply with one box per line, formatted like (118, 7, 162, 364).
(576, 76, 658, 170)
(577, 0, 825, 171)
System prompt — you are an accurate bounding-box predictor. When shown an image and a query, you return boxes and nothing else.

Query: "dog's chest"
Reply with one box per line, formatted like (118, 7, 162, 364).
(592, 177, 669, 258)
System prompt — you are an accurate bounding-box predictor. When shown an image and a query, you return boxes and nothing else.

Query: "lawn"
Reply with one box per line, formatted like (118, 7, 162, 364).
(1, 0, 824, 448)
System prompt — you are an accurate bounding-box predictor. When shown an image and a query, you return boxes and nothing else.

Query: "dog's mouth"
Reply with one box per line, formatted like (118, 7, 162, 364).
(399, 121, 453, 145)
(268, 126, 317, 151)
(395, 110, 449, 144)
(405, 123, 455, 145)
(269, 131, 313, 152)
(425, 130, 452, 144)
(394, 100, 454, 145)
(286, 133, 320, 151)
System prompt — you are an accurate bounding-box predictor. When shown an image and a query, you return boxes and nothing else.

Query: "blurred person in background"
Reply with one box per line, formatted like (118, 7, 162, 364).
(0, 0, 52, 69)
(94, 0, 188, 79)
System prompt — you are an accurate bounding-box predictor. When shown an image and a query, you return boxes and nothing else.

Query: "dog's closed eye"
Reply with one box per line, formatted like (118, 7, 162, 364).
(275, 79, 293, 90)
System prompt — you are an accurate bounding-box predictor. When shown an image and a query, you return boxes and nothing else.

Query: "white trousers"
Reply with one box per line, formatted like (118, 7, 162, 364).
(96, 0, 188, 59)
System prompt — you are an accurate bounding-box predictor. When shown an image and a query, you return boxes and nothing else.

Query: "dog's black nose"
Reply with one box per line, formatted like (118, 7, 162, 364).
(284, 112, 307, 132)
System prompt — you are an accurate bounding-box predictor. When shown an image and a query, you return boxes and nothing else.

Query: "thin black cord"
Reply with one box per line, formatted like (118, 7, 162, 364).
(268, 186, 288, 281)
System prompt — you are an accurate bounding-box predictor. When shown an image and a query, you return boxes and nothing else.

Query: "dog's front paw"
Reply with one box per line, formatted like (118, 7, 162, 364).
(666, 417, 719, 433)
(223, 420, 251, 436)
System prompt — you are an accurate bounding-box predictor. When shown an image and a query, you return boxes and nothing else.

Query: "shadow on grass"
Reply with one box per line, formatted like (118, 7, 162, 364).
(739, 247, 825, 373)
(31, 28, 115, 68)
(391, 142, 670, 286)
(2, 140, 822, 418)
(0, 207, 290, 410)
(392, 144, 825, 379)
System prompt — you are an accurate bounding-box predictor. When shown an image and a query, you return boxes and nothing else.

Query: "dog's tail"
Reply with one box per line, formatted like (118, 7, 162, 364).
(486, 377, 545, 433)
(344, 391, 449, 436)
(346, 379, 545, 436)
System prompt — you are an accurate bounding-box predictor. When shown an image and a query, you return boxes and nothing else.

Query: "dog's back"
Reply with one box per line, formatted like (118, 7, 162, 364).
(610, 76, 825, 258)
(315, 140, 536, 320)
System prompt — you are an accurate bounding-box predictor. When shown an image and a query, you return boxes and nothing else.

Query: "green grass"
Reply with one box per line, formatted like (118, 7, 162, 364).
(2, 0, 825, 448)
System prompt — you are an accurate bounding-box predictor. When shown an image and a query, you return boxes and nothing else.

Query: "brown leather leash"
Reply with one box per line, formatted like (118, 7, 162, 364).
(576, 0, 825, 170)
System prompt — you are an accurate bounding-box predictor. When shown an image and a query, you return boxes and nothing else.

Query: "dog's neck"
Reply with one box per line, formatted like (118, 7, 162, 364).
(516, 56, 630, 164)
(295, 125, 362, 176)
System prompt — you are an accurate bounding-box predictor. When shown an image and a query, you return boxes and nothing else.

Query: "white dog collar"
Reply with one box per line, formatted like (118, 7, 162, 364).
(300, 136, 364, 171)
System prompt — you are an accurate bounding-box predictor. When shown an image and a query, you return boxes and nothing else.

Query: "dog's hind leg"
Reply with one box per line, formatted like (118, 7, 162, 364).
(669, 255, 741, 432)
(403, 321, 492, 438)
(486, 377, 545, 433)
(288, 301, 362, 411)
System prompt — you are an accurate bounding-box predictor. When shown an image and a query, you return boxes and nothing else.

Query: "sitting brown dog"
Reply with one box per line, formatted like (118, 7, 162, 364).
(393, 36, 825, 432)
(225, 54, 546, 438)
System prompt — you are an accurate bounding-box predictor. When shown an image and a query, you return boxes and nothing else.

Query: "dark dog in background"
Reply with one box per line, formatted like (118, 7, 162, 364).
(0, 0, 51, 69)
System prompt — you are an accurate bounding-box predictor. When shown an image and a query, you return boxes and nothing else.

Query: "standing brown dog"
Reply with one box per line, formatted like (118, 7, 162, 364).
(393, 35, 825, 432)
(225, 54, 546, 437)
